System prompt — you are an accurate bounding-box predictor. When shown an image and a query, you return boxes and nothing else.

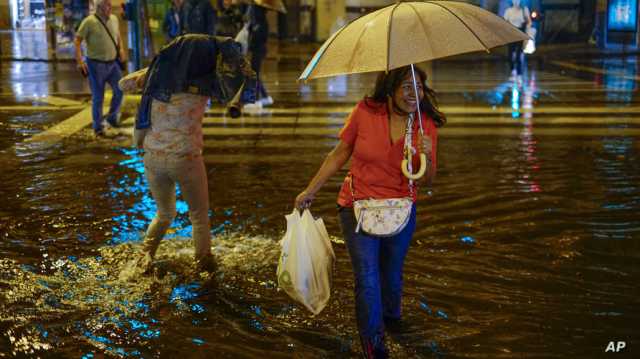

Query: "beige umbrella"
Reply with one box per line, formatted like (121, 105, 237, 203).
(253, 0, 287, 13)
(299, 1, 528, 180)
(299, 0, 528, 80)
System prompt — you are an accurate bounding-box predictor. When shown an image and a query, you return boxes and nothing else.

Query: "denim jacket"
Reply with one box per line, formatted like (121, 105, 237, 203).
(136, 34, 255, 129)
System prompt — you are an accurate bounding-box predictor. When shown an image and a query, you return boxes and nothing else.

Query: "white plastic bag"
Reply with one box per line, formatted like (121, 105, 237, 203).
(277, 209, 335, 315)
(523, 26, 537, 55)
(234, 22, 249, 55)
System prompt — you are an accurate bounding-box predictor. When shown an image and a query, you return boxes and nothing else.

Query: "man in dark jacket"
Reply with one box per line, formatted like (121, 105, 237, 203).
(180, 0, 217, 35)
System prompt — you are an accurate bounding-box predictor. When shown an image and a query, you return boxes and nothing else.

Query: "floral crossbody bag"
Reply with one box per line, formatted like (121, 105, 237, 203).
(351, 179, 413, 237)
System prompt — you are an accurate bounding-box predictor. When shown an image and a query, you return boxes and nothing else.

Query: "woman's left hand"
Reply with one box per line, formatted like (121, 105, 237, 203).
(417, 134, 434, 182)
(418, 134, 433, 158)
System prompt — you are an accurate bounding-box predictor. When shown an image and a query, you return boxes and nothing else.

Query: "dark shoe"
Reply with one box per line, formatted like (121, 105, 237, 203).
(361, 335, 388, 359)
(106, 118, 120, 128)
(94, 130, 107, 138)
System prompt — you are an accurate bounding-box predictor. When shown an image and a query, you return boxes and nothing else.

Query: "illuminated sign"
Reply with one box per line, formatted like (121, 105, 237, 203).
(608, 0, 638, 31)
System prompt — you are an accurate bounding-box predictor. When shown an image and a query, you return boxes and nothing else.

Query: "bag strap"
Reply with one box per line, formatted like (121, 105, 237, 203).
(94, 14, 119, 56)
(404, 114, 415, 197)
(350, 111, 422, 202)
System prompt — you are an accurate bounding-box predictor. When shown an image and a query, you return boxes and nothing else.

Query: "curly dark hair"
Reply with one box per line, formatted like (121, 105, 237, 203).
(365, 66, 446, 128)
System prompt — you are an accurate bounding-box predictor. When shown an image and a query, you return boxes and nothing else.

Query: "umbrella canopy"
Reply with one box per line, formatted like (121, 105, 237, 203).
(299, 0, 529, 81)
(254, 0, 286, 13)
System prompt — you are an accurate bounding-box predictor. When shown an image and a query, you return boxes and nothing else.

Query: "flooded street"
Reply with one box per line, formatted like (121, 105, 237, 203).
(1, 42, 639, 357)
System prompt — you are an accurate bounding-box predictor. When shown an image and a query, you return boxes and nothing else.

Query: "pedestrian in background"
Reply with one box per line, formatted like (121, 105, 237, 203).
(74, 0, 125, 138)
(118, 34, 255, 273)
(503, 0, 531, 78)
(294, 66, 445, 358)
(243, 4, 273, 109)
(216, 0, 244, 37)
(163, 0, 183, 42)
(180, 0, 218, 35)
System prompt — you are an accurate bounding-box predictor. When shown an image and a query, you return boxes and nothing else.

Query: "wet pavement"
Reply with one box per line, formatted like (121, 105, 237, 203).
(1, 31, 639, 358)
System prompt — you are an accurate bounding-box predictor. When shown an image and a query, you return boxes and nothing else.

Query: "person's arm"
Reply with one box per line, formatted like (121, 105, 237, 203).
(294, 140, 354, 209)
(525, 7, 532, 27)
(74, 36, 88, 75)
(118, 67, 148, 93)
(118, 34, 126, 61)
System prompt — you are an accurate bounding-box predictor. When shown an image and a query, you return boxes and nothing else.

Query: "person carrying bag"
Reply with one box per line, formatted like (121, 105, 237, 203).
(294, 65, 445, 358)
(74, 0, 124, 137)
(93, 13, 126, 71)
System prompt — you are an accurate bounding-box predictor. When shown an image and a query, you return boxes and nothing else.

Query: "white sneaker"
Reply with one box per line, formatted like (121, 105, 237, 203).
(243, 101, 263, 110)
(260, 96, 273, 107)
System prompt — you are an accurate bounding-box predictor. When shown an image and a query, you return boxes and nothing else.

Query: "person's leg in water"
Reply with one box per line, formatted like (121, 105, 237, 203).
(173, 155, 215, 272)
(339, 207, 389, 359)
(141, 154, 177, 269)
(380, 206, 417, 332)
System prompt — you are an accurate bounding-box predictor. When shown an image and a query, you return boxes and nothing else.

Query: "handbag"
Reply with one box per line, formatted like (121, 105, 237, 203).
(353, 196, 413, 237)
(351, 115, 418, 237)
(94, 14, 126, 71)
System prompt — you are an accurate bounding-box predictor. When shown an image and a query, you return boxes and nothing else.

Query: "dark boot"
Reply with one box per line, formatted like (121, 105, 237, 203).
(361, 335, 388, 359)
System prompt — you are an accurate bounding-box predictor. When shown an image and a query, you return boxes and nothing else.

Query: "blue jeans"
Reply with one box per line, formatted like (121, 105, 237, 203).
(86, 58, 123, 133)
(338, 205, 417, 344)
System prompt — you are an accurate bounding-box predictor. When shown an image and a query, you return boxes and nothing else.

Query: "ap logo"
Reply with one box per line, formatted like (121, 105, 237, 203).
(605, 341, 626, 353)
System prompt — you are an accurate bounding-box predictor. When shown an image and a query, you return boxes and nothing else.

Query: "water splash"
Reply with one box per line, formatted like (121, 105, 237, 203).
(0, 233, 281, 356)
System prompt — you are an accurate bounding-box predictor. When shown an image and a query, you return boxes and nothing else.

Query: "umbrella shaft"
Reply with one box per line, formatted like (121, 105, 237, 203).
(410, 64, 424, 136)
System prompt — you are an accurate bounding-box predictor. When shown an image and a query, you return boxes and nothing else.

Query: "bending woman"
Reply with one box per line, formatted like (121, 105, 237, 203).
(119, 34, 254, 272)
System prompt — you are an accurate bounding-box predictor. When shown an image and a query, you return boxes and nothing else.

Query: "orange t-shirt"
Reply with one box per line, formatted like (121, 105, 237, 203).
(337, 99, 438, 207)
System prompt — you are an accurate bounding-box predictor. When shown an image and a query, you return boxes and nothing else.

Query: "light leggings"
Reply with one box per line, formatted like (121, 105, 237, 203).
(143, 152, 211, 260)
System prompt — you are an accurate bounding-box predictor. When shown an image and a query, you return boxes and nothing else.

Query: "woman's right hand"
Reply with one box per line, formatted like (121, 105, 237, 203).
(418, 134, 433, 158)
(294, 190, 315, 210)
(133, 128, 149, 148)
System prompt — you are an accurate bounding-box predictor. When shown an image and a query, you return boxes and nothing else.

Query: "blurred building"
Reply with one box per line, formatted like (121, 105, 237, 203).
(0, 0, 638, 61)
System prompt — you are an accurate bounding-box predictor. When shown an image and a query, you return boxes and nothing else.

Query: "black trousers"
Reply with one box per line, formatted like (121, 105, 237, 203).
(508, 41, 523, 75)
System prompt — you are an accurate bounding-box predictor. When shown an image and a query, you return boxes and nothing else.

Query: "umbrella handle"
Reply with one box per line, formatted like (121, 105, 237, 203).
(401, 153, 427, 180)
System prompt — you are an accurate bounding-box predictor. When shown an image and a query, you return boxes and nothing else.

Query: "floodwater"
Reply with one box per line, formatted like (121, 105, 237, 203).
(1, 53, 639, 358)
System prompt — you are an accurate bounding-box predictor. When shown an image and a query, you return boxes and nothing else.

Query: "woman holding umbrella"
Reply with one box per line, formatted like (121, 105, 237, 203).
(292, 2, 526, 356)
(294, 66, 445, 357)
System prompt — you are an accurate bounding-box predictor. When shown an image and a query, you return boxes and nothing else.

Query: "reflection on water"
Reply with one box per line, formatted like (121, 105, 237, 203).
(603, 58, 637, 104)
